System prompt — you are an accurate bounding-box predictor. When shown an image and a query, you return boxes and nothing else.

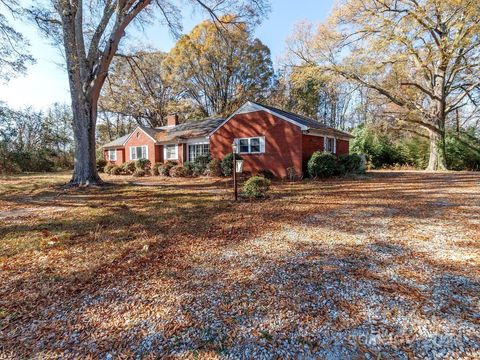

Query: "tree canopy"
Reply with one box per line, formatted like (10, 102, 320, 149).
(0, 0, 34, 81)
(99, 51, 179, 128)
(164, 15, 274, 117)
(286, 0, 480, 170)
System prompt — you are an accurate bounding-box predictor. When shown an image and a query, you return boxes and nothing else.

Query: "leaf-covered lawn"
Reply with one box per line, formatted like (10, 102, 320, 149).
(0, 171, 479, 359)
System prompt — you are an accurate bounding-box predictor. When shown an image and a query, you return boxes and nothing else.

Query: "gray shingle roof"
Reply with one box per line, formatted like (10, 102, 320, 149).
(101, 118, 225, 147)
(156, 118, 224, 141)
(251, 102, 353, 138)
(102, 134, 130, 148)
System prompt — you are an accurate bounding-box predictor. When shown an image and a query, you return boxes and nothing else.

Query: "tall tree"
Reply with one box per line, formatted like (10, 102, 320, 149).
(164, 15, 274, 117)
(100, 51, 179, 127)
(0, 0, 34, 81)
(29, 1, 269, 185)
(287, 0, 480, 170)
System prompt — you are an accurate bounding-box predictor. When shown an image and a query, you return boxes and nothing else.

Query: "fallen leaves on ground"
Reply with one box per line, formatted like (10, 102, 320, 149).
(0, 171, 479, 359)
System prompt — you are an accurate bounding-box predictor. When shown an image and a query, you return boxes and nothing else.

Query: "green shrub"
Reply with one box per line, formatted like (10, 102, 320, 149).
(221, 153, 242, 176)
(207, 159, 223, 177)
(157, 161, 177, 176)
(183, 162, 195, 176)
(192, 154, 211, 175)
(307, 151, 337, 178)
(122, 161, 136, 175)
(96, 159, 107, 173)
(350, 125, 403, 168)
(104, 164, 115, 174)
(169, 165, 189, 177)
(243, 176, 271, 199)
(445, 129, 480, 171)
(256, 168, 275, 179)
(110, 166, 122, 175)
(158, 165, 168, 176)
(135, 159, 151, 171)
(338, 154, 365, 174)
(133, 169, 146, 177)
(152, 162, 162, 176)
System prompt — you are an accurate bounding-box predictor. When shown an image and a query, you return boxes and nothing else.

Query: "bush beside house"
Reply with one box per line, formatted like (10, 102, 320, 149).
(122, 161, 136, 175)
(170, 165, 190, 177)
(243, 176, 271, 199)
(207, 159, 223, 177)
(308, 151, 365, 178)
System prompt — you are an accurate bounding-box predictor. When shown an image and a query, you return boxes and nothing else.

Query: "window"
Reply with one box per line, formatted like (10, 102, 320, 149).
(236, 137, 265, 154)
(324, 137, 336, 153)
(107, 149, 117, 161)
(187, 143, 209, 162)
(130, 146, 147, 160)
(164, 144, 178, 160)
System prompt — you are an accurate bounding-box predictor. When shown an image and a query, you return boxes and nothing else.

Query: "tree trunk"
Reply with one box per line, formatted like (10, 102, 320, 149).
(70, 98, 102, 186)
(426, 128, 448, 171)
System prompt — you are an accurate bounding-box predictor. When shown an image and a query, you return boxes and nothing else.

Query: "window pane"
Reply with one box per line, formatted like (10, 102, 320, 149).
(239, 139, 249, 153)
(250, 138, 260, 152)
(166, 145, 176, 159)
(328, 138, 334, 152)
(188, 145, 194, 162)
(136, 147, 142, 159)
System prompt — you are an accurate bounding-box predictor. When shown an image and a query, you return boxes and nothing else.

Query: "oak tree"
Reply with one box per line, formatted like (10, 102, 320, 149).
(29, 0, 269, 185)
(287, 0, 480, 170)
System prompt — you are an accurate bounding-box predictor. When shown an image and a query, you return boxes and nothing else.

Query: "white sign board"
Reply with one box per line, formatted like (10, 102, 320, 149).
(235, 160, 244, 173)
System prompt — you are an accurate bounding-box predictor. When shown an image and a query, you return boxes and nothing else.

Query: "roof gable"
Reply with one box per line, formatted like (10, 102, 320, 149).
(121, 126, 158, 146)
(209, 101, 353, 138)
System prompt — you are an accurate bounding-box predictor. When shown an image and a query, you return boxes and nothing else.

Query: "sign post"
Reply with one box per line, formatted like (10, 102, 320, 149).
(232, 142, 238, 201)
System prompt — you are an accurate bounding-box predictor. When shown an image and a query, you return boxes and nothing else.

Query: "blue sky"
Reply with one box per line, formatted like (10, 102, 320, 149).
(0, 0, 334, 110)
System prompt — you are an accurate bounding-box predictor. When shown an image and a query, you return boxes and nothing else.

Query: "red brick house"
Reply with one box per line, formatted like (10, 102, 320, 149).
(103, 101, 353, 178)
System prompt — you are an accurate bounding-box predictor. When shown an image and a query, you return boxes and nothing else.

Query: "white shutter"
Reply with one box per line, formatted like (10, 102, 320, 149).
(142, 146, 147, 159)
(260, 137, 265, 153)
(130, 147, 135, 160)
(333, 138, 337, 154)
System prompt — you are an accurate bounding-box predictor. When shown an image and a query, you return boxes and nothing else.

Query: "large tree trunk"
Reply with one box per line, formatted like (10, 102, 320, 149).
(70, 98, 102, 186)
(426, 128, 448, 171)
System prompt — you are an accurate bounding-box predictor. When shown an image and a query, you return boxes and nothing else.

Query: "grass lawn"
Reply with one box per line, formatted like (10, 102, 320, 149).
(0, 171, 479, 359)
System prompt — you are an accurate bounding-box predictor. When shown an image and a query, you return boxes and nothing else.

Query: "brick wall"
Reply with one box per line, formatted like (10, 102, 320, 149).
(336, 139, 349, 155)
(103, 148, 125, 165)
(124, 129, 158, 164)
(302, 135, 324, 170)
(302, 135, 350, 167)
(210, 111, 304, 178)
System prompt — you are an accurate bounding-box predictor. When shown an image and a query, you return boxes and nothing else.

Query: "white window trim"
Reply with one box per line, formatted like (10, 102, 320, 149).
(107, 149, 117, 161)
(235, 136, 265, 154)
(323, 136, 336, 153)
(187, 142, 210, 162)
(164, 144, 178, 160)
(129, 145, 148, 160)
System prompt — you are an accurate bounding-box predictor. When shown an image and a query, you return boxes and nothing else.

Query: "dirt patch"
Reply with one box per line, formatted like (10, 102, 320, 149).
(0, 206, 68, 220)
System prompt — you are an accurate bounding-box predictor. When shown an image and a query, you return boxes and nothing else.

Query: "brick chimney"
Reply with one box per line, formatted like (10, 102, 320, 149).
(166, 114, 179, 127)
